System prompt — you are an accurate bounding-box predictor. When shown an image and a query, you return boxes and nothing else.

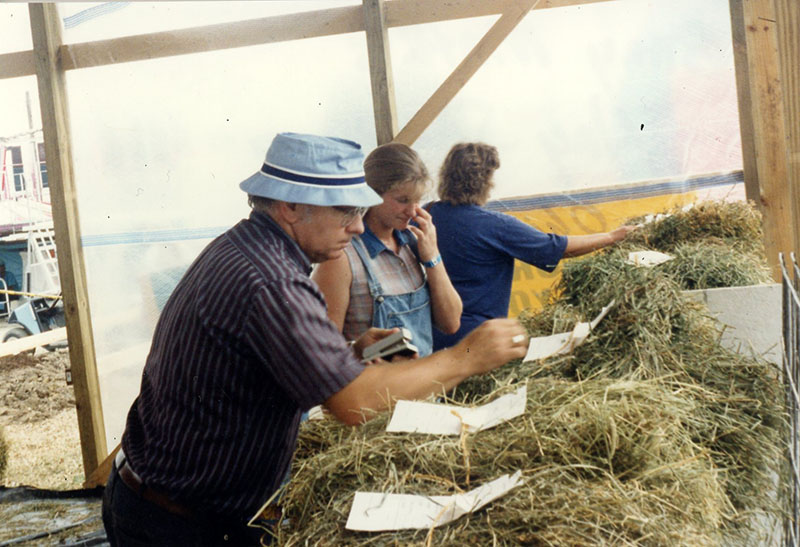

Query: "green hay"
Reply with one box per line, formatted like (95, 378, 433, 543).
(659, 240, 773, 290)
(276, 199, 785, 546)
(624, 200, 765, 254)
(277, 379, 733, 546)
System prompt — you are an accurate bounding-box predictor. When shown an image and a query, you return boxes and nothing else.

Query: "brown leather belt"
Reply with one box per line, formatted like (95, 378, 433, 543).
(115, 449, 196, 520)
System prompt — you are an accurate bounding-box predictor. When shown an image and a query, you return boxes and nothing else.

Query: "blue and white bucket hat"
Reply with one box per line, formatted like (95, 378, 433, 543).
(240, 132, 382, 207)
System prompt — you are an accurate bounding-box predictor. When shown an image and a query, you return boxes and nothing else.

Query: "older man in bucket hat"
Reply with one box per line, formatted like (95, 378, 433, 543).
(102, 132, 528, 546)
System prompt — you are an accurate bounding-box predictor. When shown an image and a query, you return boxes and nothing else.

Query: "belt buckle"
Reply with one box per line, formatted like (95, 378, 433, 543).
(114, 448, 126, 469)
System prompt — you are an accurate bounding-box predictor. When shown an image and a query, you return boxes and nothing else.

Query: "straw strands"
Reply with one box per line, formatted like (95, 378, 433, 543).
(275, 200, 784, 546)
(277, 379, 732, 546)
(0, 427, 7, 483)
(624, 200, 765, 254)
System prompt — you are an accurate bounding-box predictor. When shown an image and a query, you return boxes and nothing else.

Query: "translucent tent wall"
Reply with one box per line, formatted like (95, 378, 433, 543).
(9, 0, 744, 449)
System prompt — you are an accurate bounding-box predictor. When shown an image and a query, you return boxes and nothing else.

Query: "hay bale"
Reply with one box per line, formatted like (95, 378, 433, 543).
(658, 240, 773, 290)
(452, 226, 785, 532)
(278, 379, 733, 546)
(278, 199, 784, 545)
(625, 200, 765, 254)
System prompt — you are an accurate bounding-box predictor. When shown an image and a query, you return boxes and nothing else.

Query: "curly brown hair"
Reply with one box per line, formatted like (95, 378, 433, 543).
(437, 142, 500, 206)
(363, 142, 430, 196)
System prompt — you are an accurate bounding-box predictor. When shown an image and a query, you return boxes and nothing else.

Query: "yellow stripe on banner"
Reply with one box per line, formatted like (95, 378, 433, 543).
(507, 192, 699, 316)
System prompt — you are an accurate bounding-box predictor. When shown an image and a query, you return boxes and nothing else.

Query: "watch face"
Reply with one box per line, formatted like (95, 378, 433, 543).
(424, 255, 441, 268)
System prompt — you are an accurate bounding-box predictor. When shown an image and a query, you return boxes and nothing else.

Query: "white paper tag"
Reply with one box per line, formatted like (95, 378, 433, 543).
(345, 470, 523, 531)
(386, 386, 527, 435)
(626, 250, 674, 267)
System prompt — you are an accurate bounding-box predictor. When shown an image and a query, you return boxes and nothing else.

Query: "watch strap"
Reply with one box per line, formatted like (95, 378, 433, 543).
(422, 254, 442, 268)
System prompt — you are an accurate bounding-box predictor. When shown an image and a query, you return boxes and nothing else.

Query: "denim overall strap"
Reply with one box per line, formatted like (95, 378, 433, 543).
(350, 236, 434, 356)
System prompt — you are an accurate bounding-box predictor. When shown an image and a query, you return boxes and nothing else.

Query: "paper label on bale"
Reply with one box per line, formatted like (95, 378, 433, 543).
(345, 470, 523, 531)
(523, 300, 615, 362)
(626, 250, 674, 267)
(386, 385, 527, 435)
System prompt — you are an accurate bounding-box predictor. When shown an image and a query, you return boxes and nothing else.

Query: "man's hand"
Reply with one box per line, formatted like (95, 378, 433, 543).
(352, 327, 398, 361)
(453, 318, 528, 376)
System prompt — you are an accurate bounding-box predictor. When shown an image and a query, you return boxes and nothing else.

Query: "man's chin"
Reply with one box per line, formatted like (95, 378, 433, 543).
(313, 247, 345, 263)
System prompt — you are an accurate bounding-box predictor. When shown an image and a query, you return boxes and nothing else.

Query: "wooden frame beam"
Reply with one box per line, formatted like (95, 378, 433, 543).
(0, 50, 36, 80)
(0, 0, 615, 80)
(363, 0, 398, 145)
(729, 0, 794, 279)
(28, 3, 106, 476)
(394, 0, 539, 145)
(729, 0, 759, 203)
(774, 0, 800, 257)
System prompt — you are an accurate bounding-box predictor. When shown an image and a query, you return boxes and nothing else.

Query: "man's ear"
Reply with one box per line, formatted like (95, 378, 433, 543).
(275, 201, 306, 225)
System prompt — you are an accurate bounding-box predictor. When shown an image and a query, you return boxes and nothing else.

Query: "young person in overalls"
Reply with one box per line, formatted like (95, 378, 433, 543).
(313, 143, 462, 357)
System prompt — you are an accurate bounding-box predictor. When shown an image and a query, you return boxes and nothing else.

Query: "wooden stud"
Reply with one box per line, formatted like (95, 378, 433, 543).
(0, 50, 35, 80)
(28, 3, 107, 476)
(728, 0, 760, 203)
(0, 327, 67, 358)
(60, 6, 364, 71)
(385, 0, 614, 28)
(729, 0, 793, 279)
(774, 0, 800, 256)
(394, 0, 539, 146)
(363, 0, 399, 145)
(2, 0, 617, 81)
(84, 443, 120, 488)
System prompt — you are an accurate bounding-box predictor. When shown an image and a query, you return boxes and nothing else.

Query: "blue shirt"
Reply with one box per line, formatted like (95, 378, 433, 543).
(122, 211, 364, 520)
(428, 202, 568, 350)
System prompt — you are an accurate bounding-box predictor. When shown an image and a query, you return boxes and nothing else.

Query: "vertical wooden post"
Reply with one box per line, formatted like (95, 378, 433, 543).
(774, 0, 800, 257)
(363, 0, 398, 145)
(728, 0, 760, 203)
(729, 0, 794, 279)
(28, 3, 106, 476)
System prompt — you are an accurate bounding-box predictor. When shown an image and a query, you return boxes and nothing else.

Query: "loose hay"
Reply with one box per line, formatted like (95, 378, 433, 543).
(0, 426, 7, 483)
(278, 379, 732, 546)
(278, 200, 785, 546)
(658, 240, 773, 290)
(625, 200, 765, 255)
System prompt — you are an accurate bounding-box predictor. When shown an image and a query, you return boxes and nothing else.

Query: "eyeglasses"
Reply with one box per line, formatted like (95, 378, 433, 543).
(332, 205, 369, 227)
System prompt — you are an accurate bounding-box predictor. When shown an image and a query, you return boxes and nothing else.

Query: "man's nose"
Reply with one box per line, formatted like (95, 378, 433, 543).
(347, 215, 365, 235)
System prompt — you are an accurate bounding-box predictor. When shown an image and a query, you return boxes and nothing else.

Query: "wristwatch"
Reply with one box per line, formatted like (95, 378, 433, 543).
(423, 254, 442, 268)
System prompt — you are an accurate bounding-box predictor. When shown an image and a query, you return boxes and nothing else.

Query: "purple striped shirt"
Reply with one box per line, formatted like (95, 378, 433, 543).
(121, 211, 364, 519)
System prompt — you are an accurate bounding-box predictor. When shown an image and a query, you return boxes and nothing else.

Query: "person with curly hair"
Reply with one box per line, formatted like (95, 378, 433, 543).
(428, 142, 636, 351)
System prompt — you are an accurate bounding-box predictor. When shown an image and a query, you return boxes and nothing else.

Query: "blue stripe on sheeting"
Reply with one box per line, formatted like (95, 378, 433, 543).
(81, 226, 227, 247)
(485, 171, 744, 213)
(80, 171, 743, 247)
(63, 2, 130, 29)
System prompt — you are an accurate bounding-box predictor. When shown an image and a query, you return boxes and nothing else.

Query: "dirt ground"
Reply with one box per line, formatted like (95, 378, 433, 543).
(0, 347, 103, 545)
(0, 347, 83, 489)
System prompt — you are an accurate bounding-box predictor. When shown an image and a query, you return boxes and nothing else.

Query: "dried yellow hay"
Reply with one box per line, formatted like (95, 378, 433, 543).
(277, 379, 736, 546)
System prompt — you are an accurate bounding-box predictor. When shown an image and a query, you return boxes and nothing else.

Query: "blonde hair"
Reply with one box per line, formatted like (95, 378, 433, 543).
(363, 142, 430, 196)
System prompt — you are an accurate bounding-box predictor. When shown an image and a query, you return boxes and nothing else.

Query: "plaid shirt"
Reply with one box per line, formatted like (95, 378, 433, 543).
(121, 211, 364, 520)
(341, 227, 425, 341)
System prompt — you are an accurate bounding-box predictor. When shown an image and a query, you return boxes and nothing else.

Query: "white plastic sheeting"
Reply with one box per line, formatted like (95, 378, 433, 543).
(50, 0, 743, 447)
